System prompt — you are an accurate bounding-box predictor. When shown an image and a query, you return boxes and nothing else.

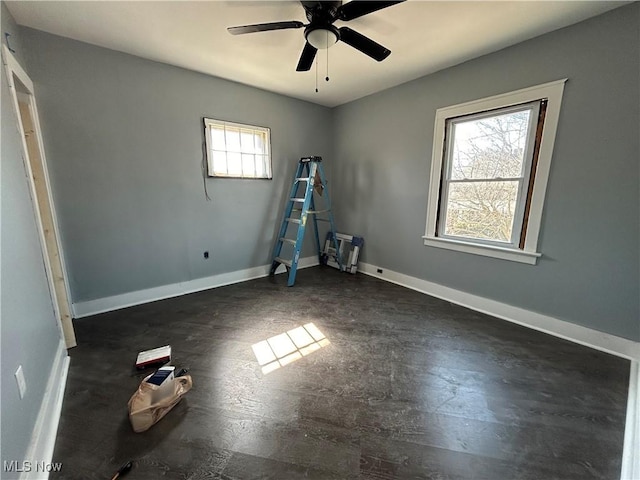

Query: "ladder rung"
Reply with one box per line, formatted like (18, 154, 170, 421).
(290, 198, 305, 203)
(295, 177, 310, 182)
(280, 237, 296, 245)
(308, 209, 329, 214)
(286, 218, 301, 224)
(274, 257, 292, 267)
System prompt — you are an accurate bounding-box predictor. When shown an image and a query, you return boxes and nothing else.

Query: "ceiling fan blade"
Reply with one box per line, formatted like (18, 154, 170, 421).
(227, 21, 304, 35)
(338, 27, 390, 62)
(338, 1, 405, 21)
(296, 42, 318, 71)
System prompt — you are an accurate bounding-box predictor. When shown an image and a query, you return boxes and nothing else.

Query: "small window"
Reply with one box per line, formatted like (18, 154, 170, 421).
(204, 118, 272, 179)
(424, 80, 566, 264)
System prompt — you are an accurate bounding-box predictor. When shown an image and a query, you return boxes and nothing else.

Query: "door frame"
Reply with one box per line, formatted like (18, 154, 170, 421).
(2, 44, 77, 348)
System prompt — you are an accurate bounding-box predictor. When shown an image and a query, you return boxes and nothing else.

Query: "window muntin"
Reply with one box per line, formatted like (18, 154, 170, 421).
(204, 118, 272, 179)
(437, 102, 541, 248)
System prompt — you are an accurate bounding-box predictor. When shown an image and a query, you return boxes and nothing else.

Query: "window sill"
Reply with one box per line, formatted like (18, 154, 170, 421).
(422, 236, 541, 265)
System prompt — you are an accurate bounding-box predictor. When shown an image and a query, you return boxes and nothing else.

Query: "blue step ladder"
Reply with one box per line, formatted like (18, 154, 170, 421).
(270, 156, 342, 286)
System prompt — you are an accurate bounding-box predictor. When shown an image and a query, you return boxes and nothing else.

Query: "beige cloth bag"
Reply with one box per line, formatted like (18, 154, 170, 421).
(128, 374, 193, 433)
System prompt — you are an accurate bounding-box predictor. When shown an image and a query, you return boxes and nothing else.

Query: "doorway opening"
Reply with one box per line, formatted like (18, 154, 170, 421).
(3, 45, 76, 348)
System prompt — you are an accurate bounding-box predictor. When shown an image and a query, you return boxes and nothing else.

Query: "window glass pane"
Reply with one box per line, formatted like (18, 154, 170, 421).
(255, 155, 265, 177)
(240, 130, 255, 154)
(254, 134, 265, 155)
(225, 127, 241, 152)
(211, 127, 226, 150)
(444, 180, 519, 242)
(212, 150, 227, 175)
(450, 109, 531, 181)
(227, 152, 242, 175)
(242, 154, 255, 176)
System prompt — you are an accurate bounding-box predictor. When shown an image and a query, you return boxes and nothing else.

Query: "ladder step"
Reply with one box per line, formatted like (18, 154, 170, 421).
(290, 198, 305, 203)
(295, 177, 310, 182)
(274, 256, 292, 267)
(292, 208, 328, 214)
(280, 237, 296, 245)
(286, 218, 301, 224)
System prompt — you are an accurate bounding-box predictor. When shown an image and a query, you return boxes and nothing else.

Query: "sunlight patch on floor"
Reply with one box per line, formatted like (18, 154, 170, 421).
(251, 323, 330, 374)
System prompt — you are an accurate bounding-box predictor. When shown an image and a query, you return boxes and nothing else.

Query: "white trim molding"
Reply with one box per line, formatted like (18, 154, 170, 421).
(73, 256, 319, 318)
(424, 79, 567, 265)
(422, 236, 541, 265)
(20, 340, 69, 480)
(621, 361, 640, 480)
(359, 262, 640, 360)
(2, 45, 77, 348)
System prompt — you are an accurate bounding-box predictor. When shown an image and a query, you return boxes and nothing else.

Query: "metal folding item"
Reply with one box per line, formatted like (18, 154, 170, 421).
(322, 232, 364, 274)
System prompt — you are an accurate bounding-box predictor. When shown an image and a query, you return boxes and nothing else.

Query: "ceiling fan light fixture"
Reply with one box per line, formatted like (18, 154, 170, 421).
(305, 26, 338, 49)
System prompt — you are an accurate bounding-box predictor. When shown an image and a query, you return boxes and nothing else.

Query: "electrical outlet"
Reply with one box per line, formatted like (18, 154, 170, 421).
(15, 365, 26, 399)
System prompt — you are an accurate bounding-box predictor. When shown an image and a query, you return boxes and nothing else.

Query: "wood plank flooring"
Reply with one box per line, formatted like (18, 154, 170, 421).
(50, 267, 630, 479)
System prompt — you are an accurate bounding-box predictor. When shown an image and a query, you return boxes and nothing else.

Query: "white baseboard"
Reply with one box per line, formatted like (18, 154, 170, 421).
(20, 339, 69, 480)
(359, 263, 640, 361)
(621, 361, 640, 480)
(72, 256, 319, 318)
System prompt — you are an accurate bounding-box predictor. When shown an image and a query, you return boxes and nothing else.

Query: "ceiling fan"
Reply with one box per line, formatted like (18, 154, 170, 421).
(227, 1, 405, 72)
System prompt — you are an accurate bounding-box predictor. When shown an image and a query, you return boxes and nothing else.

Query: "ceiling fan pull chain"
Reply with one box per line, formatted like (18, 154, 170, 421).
(315, 54, 319, 93)
(326, 31, 330, 82)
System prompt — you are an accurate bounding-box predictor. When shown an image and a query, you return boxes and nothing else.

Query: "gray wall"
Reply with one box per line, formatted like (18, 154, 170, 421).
(331, 4, 639, 341)
(20, 28, 334, 303)
(1, 3, 63, 475)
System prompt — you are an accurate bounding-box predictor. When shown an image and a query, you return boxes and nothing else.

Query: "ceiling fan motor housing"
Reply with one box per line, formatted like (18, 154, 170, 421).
(301, 1, 342, 23)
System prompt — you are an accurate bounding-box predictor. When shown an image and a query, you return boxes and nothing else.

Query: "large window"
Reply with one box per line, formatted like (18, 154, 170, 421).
(204, 118, 272, 179)
(424, 80, 566, 264)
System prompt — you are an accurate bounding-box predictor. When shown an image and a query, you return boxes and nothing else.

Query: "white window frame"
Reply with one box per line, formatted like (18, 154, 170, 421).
(438, 101, 541, 249)
(204, 118, 272, 179)
(423, 79, 567, 265)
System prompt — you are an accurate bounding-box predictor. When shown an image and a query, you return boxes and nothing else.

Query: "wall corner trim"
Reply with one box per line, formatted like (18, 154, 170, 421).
(72, 256, 320, 318)
(20, 339, 69, 480)
(621, 361, 640, 480)
(358, 262, 640, 360)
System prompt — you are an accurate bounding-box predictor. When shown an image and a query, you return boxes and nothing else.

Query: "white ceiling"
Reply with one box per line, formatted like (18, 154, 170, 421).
(6, 1, 625, 107)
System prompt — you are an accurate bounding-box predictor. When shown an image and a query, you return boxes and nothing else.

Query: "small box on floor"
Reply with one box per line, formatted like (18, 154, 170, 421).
(135, 345, 171, 369)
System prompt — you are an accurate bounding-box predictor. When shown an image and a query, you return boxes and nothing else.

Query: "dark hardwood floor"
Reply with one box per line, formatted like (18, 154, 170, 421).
(51, 267, 629, 479)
